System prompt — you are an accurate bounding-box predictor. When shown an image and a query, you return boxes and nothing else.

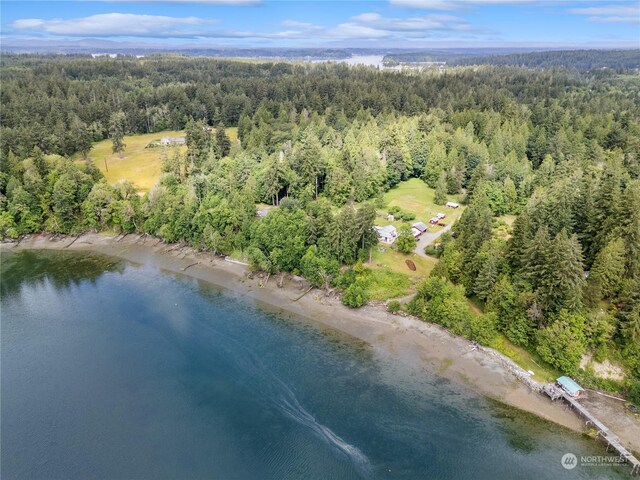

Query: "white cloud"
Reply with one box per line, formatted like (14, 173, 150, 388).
(281, 20, 321, 29)
(10, 9, 487, 41)
(391, 0, 534, 9)
(568, 4, 640, 23)
(350, 12, 468, 31)
(278, 12, 484, 40)
(391, 0, 634, 10)
(12, 13, 215, 37)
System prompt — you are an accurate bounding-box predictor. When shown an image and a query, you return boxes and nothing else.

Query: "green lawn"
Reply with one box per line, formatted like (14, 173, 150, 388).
(360, 268, 414, 301)
(491, 334, 561, 383)
(381, 178, 465, 233)
(370, 247, 437, 279)
(361, 237, 439, 301)
(79, 128, 238, 193)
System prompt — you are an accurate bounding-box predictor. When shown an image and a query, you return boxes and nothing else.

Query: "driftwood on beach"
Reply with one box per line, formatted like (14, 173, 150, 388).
(292, 286, 314, 302)
(64, 233, 83, 249)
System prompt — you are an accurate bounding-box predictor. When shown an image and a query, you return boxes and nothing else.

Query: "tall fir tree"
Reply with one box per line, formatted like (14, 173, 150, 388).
(588, 237, 626, 301)
(109, 111, 127, 158)
(544, 230, 585, 313)
(434, 170, 448, 205)
(214, 123, 232, 159)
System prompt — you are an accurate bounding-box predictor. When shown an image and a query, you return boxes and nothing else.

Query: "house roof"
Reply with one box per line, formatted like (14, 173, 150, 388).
(557, 376, 584, 395)
(412, 222, 428, 232)
(374, 225, 397, 237)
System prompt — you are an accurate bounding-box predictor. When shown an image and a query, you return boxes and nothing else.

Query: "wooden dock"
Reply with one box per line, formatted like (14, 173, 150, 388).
(545, 383, 640, 475)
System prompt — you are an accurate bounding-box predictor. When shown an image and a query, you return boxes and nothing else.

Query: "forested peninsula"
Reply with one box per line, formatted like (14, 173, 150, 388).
(1, 54, 639, 405)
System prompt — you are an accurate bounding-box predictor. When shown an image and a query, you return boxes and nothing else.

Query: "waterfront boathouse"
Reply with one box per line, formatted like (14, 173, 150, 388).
(556, 376, 585, 398)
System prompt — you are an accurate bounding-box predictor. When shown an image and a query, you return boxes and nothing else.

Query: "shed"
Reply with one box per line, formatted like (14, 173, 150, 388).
(446, 202, 460, 209)
(412, 222, 428, 233)
(556, 376, 585, 398)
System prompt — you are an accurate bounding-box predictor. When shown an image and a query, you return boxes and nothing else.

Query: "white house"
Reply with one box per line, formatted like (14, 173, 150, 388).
(374, 225, 398, 244)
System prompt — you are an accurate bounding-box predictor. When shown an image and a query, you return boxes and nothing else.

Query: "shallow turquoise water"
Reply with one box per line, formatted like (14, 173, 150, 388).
(0, 250, 628, 479)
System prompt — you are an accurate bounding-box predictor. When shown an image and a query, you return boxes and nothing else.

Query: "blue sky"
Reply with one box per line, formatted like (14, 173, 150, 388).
(1, 0, 639, 48)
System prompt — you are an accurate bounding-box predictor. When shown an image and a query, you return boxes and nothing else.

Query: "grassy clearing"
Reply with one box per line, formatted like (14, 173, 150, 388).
(370, 247, 437, 279)
(361, 178, 462, 301)
(363, 244, 438, 301)
(381, 178, 465, 233)
(491, 334, 560, 383)
(79, 128, 238, 193)
(359, 268, 414, 301)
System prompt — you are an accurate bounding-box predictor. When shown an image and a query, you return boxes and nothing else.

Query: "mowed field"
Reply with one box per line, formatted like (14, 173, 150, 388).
(82, 128, 238, 193)
(382, 178, 465, 232)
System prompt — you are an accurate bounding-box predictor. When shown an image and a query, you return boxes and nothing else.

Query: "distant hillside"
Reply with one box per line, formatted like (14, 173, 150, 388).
(384, 49, 640, 72)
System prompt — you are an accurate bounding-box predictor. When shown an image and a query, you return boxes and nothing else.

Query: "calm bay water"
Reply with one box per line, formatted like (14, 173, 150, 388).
(1, 250, 627, 479)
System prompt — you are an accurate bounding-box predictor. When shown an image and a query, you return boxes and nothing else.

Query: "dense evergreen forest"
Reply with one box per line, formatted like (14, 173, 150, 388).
(383, 49, 640, 72)
(1, 54, 639, 403)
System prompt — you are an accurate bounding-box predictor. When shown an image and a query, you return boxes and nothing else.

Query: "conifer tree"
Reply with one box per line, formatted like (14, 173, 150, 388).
(619, 181, 640, 278)
(544, 230, 584, 313)
(507, 213, 532, 272)
(588, 237, 626, 300)
(109, 111, 127, 158)
(214, 123, 231, 159)
(185, 119, 212, 173)
(523, 226, 552, 292)
(474, 251, 498, 301)
(434, 170, 447, 205)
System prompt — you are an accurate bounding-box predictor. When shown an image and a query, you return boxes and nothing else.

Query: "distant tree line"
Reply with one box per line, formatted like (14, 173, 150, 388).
(2, 53, 638, 160)
(384, 49, 640, 72)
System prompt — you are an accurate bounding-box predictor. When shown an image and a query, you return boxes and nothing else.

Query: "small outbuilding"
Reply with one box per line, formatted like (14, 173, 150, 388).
(412, 222, 428, 234)
(160, 136, 186, 146)
(556, 376, 585, 398)
(445, 201, 460, 209)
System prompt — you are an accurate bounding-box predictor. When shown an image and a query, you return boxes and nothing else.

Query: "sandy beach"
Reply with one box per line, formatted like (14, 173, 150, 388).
(3, 232, 639, 456)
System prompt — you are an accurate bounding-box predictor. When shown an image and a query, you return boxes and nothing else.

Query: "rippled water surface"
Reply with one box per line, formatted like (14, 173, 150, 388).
(1, 250, 627, 479)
